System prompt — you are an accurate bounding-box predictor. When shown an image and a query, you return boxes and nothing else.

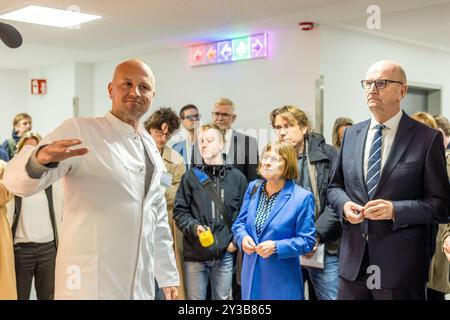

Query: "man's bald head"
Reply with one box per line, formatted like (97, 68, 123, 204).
(108, 58, 156, 128)
(367, 60, 407, 84)
(112, 58, 155, 90)
(364, 60, 408, 123)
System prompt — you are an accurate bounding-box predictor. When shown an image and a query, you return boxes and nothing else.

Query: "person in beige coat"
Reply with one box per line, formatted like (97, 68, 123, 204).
(443, 225, 450, 262)
(145, 107, 187, 299)
(411, 112, 450, 300)
(0, 160, 16, 299)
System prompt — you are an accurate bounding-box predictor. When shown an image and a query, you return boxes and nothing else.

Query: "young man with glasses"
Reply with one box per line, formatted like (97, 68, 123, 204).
(173, 104, 202, 170)
(328, 60, 450, 300)
(211, 98, 259, 182)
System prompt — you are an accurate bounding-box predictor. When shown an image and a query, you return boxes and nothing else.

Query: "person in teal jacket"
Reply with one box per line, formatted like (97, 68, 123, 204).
(232, 141, 316, 300)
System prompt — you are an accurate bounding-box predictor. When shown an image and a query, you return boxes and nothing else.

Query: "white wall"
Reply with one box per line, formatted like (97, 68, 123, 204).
(75, 63, 94, 117)
(320, 25, 450, 143)
(27, 64, 76, 136)
(94, 27, 321, 147)
(6, 25, 450, 148)
(0, 69, 29, 142)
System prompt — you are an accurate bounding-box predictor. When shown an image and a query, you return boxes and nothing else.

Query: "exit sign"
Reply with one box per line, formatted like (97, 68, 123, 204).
(190, 33, 268, 67)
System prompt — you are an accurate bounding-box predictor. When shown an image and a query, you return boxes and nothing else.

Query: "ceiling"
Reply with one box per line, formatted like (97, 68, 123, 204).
(0, 0, 450, 69)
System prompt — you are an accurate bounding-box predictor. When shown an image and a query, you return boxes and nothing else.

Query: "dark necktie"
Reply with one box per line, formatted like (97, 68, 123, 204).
(362, 123, 385, 238)
(366, 124, 385, 198)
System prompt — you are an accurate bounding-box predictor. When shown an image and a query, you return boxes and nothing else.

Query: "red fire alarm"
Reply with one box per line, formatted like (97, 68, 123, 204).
(299, 22, 314, 31)
(31, 79, 47, 95)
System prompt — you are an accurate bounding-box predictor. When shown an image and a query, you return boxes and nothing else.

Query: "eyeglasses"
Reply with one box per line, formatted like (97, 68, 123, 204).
(182, 114, 201, 121)
(273, 124, 297, 132)
(361, 79, 403, 90)
(151, 129, 172, 139)
(261, 154, 283, 163)
(212, 112, 234, 118)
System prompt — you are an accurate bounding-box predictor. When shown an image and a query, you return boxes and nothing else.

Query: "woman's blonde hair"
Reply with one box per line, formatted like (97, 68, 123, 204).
(16, 131, 42, 153)
(411, 112, 437, 129)
(332, 117, 354, 148)
(257, 141, 298, 180)
(13, 113, 32, 127)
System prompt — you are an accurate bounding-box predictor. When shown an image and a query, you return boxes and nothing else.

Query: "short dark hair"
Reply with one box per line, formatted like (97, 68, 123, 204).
(179, 104, 198, 119)
(144, 107, 180, 135)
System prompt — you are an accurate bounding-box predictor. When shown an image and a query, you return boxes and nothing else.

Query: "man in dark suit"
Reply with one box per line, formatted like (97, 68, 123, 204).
(211, 98, 259, 182)
(328, 60, 450, 300)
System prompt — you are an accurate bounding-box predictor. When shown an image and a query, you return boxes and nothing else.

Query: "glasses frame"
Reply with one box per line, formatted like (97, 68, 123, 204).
(361, 79, 404, 90)
(273, 123, 298, 132)
(150, 128, 172, 140)
(260, 153, 283, 164)
(211, 111, 234, 119)
(182, 114, 201, 121)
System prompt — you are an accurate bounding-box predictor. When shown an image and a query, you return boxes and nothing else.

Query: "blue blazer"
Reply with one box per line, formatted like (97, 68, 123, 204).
(232, 179, 316, 300)
(172, 140, 189, 169)
(328, 111, 450, 288)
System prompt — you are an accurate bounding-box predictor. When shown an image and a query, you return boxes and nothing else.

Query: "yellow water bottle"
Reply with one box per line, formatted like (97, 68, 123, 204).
(199, 227, 214, 247)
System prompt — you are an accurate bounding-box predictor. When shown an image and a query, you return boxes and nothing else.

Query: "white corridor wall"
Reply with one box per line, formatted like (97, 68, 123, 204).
(27, 64, 75, 136)
(320, 25, 450, 143)
(93, 27, 321, 149)
(0, 70, 29, 142)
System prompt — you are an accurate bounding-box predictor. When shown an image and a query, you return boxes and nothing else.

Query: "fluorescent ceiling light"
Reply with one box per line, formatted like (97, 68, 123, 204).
(0, 5, 101, 28)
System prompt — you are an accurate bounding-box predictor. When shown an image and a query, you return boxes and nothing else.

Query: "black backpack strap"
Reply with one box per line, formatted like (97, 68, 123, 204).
(250, 179, 263, 198)
(11, 195, 22, 237)
(45, 186, 58, 249)
(192, 167, 233, 232)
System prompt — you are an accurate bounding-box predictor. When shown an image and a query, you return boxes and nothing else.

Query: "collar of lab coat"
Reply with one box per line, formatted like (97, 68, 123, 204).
(105, 111, 145, 137)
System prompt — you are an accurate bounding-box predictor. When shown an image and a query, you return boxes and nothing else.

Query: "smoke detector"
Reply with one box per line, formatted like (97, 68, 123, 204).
(298, 22, 314, 31)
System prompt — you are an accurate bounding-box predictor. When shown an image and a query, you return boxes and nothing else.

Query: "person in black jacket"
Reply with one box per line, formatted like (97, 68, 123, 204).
(271, 105, 341, 300)
(173, 123, 247, 300)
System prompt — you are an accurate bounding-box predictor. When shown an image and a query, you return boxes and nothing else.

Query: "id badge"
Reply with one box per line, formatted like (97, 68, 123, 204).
(160, 171, 173, 189)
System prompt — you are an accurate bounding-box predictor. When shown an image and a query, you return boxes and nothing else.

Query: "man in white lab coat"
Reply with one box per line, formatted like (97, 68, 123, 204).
(3, 59, 179, 300)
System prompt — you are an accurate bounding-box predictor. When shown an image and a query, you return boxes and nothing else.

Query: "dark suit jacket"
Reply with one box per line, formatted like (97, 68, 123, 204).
(225, 130, 259, 182)
(327, 111, 450, 288)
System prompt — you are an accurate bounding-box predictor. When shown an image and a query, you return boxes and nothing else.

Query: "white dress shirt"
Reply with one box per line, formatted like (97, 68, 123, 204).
(224, 128, 234, 156)
(364, 109, 403, 180)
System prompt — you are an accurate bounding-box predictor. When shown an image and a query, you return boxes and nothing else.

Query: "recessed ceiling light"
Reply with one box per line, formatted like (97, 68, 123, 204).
(0, 5, 101, 28)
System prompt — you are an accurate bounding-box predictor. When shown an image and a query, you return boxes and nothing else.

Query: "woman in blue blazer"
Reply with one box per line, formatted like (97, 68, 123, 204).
(232, 141, 316, 300)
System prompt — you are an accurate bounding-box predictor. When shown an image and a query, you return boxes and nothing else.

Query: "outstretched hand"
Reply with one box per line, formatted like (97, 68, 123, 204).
(36, 139, 89, 165)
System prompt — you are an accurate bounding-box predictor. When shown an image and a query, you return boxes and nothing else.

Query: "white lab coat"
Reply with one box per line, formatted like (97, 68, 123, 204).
(3, 112, 179, 299)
